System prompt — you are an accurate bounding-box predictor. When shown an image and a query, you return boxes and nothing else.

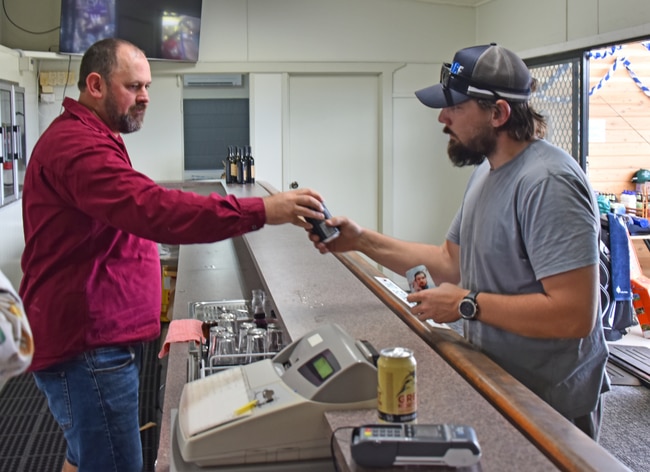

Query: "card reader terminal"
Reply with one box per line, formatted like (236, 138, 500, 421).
(351, 423, 481, 468)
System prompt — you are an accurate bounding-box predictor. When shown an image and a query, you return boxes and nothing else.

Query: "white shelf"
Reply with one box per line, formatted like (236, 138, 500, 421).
(19, 50, 79, 61)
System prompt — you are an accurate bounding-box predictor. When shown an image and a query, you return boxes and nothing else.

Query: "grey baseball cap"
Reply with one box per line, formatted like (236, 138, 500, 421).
(415, 43, 532, 108)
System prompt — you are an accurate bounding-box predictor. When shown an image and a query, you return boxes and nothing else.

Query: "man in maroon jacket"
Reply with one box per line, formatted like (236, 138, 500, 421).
(20, 37, 324, 472)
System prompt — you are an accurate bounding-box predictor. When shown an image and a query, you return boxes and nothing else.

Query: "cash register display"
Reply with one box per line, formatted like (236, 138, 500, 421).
(298, 349, 341, 386)
(314, 357, 334, 379)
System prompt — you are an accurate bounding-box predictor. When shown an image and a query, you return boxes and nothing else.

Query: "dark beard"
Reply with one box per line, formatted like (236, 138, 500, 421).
(117, 107, 145, 134)
(447, 141, 486, 167)
(445, 126, 496, 167)
(105, 91, 145, 134)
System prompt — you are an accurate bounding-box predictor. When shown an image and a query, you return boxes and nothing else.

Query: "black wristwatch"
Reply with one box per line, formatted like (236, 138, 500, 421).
(458, 291, 480, 320)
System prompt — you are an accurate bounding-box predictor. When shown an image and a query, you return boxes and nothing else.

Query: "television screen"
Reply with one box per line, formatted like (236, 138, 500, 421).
(59, 0, 202, 62)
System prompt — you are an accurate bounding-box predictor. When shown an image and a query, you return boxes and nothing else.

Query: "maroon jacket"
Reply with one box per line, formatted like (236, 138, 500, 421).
(20, 98, 265, 370)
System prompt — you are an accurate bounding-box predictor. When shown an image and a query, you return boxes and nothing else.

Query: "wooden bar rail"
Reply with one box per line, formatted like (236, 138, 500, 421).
(334, 251, 629, 472)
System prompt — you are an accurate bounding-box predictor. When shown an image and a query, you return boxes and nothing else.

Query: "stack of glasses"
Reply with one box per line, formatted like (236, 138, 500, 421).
(201, 290, 284, 370)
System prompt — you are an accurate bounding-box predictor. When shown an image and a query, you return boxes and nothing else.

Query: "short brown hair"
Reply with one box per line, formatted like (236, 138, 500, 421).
(77, 38, 142, 91)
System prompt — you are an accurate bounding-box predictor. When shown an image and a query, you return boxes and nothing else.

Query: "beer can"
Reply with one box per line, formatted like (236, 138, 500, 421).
(377, 347, 417, 422)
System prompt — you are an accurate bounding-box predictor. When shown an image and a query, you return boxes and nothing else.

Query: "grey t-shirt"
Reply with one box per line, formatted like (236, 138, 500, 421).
(447, 139, 609, 419)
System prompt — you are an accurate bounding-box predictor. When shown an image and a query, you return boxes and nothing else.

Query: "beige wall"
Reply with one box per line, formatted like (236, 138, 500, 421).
(2, 0, 650, 287)
(478, 0, 650, 53)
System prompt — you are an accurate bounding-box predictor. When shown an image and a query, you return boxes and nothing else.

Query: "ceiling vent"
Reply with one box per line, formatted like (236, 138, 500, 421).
(183, 74, 244, 87)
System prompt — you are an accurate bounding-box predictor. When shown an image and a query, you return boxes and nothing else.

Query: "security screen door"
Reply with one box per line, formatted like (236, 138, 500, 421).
(527, 53, 587, 168)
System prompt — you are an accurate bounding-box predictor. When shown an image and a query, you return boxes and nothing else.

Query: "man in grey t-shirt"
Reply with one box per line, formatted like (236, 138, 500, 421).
(309, 43, 610, 440)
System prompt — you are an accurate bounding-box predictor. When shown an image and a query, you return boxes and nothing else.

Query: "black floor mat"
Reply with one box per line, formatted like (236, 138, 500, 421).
(606, 361, 642, 386)
(608, 344, 650, 387)
(0, 339, 162, 472)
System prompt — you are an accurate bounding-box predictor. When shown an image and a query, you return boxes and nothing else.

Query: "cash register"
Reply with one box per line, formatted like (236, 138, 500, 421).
(175, 323, 378, 468)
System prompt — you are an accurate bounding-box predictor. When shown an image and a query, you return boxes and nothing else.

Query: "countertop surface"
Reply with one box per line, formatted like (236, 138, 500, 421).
(154, 181, 579, 472)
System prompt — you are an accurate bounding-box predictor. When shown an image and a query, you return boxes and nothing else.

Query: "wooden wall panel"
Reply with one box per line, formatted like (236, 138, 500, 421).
(589, 142, 650, 156)
(632, 239, 650, 278)
(588, 41, 650, 196)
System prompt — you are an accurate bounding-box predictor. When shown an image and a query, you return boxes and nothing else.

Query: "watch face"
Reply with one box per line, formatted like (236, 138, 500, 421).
(459, 296, 477, 320)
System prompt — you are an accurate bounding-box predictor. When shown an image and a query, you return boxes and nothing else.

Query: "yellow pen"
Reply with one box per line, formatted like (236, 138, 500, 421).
(234, 399, 258, 416)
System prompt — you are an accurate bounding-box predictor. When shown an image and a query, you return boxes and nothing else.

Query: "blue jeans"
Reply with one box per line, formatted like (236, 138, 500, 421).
(33, 345, 144, 472)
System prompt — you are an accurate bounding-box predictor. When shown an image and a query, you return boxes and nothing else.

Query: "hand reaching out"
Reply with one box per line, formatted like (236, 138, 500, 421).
(263, 188, 324, 227)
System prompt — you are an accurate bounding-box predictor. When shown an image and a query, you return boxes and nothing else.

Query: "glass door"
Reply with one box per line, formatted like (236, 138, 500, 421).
(0, 82, 14, 205)
(0, 81, 25, 205)
(13, 86, 26, 199)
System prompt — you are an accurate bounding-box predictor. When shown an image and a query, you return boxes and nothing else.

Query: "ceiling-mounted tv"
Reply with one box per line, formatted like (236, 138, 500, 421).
(59, 0, 203, 62)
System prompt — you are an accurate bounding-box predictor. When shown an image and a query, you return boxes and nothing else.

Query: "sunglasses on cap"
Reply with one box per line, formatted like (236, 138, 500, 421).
(440, 62, 505, 101)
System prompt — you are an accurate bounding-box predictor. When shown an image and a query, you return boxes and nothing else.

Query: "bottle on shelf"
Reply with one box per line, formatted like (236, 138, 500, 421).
(241, 146, 250, 184)
(236, 146, 247, 184)
(228, 146, 238, 184)
(225, 146, 233, 183)
(246, 145, 255, 184)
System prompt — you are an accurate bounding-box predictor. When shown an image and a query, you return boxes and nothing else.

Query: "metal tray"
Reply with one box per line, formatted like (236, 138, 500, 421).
(186, 299, 281, 382)
(189, 299, 252, 322)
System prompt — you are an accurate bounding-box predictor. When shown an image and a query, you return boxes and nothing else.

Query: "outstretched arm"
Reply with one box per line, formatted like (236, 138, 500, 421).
(310, 215, 461, 285)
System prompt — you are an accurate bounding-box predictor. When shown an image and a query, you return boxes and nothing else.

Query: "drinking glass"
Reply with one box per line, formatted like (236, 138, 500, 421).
(208, 325, 228, 360)
(266, 323, 284, 353)
(245, 328, 267, 364)
(217, 311, 238, 336)
(215, 331, 237, 365)
(238, 322, 256, 353)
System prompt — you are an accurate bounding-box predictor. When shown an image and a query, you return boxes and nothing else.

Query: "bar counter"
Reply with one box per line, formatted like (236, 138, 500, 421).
(155, 181, 629, 472)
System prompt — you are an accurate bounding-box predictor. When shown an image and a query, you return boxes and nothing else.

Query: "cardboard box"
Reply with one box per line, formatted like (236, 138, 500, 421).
(631, 276, 650, 338)
(161, 265, 177, 322)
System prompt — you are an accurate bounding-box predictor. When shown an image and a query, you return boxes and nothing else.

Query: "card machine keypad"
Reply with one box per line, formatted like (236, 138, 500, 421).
(351, 423, 481, 468)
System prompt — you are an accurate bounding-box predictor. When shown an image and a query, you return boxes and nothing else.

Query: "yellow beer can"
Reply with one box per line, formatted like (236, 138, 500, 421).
(377, 347, 417, 422)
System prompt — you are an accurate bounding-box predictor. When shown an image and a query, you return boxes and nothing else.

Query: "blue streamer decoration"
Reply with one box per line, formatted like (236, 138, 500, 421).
(588, 45, 622, 60)
(589, 44, 650, 98)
